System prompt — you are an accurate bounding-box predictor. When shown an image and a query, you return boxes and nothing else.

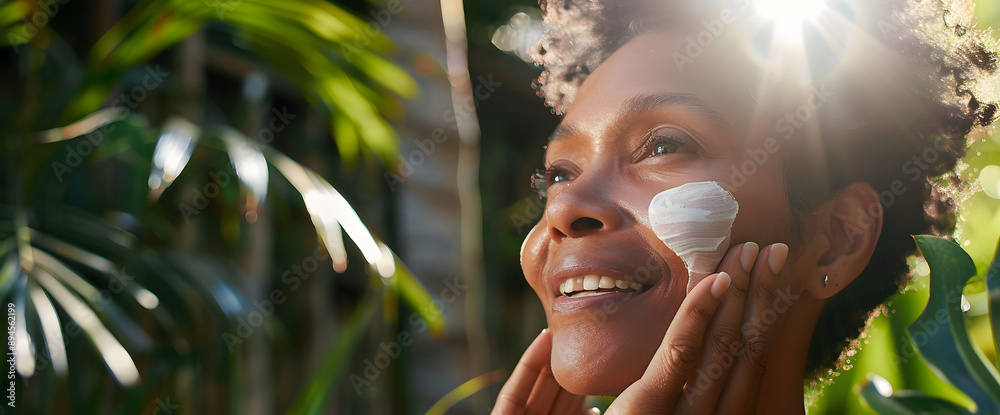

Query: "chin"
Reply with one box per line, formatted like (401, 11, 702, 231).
(520, 220, 691, 396)
(546, 293, 677, 396)
(550, 329, 651, 395)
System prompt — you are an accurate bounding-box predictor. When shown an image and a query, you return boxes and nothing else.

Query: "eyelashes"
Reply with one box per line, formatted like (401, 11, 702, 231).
(531, 169, 548, 199)
(531, 166, 561, 199)
(530, 126, 697, 198)
(531, 165, 575, 199)
(643, 127, 692, 158)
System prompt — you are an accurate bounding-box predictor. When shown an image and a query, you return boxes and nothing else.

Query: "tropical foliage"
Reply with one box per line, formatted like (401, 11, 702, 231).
(1, 0, 1000, 414)
(857, 236, 1000, 415)
(0, 0, 438, 413)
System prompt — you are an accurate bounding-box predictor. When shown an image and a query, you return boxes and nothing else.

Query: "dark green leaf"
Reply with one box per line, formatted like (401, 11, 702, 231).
(910, 235, 1000, 413)
(987, 237, 1000, 364)
(860, 376, 973, 415)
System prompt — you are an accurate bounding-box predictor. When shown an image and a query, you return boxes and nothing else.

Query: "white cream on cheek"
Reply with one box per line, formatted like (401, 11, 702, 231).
(647, 181, 739, 289)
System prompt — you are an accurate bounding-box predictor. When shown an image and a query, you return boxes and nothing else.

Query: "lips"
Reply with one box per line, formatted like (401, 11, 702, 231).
(543, 238, 670, 315)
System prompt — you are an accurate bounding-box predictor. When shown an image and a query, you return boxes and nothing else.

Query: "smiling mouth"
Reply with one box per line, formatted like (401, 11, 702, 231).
(559, 275, 646, 298)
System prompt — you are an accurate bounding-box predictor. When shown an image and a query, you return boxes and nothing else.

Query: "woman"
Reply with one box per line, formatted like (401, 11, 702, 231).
(493, 0, 999, 413)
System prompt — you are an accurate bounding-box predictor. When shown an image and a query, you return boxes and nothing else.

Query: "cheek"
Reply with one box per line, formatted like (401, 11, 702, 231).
(520, 220, 549, 294)
(729, 168, 798, 245)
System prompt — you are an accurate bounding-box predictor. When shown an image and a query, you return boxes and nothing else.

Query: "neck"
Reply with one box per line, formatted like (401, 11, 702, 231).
(754, 293, 824, 415)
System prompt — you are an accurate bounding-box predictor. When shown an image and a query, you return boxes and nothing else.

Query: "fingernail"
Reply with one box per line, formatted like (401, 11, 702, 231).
(711, 272, 731, 298)
(589, 408, 602, 415)
(741, 242, 759, 273)
(768, 243, 789, 275)
(541, 328, 548, 334)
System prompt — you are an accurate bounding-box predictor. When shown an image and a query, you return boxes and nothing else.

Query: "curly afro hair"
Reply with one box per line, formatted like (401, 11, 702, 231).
(529, 0, 1000, 376)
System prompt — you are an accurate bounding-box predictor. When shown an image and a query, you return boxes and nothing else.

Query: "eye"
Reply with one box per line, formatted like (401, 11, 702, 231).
(651, 141, 680, 156)
(549, 168, 570, 184)
(645, 127, 693, 158)
(530, 165, 574, 198)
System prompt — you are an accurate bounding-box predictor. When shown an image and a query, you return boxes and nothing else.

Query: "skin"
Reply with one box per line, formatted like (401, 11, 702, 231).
(494, 30, 884, 414)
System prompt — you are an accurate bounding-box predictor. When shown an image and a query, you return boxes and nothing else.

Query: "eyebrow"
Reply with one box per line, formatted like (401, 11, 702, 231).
(548, 92, 735, 142)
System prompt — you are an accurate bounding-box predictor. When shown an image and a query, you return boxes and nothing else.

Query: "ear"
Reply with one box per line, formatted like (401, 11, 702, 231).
(804, 181, 883, 299)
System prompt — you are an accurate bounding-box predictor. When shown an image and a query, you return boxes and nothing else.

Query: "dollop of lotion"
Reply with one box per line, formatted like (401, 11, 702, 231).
(647, 181, 739, 289)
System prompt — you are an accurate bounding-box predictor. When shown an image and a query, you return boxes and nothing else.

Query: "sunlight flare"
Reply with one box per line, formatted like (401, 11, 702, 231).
(756, 0, 826, 41)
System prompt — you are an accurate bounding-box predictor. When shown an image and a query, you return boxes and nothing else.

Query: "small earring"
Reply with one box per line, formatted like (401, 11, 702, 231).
(823, 275, 829, 288)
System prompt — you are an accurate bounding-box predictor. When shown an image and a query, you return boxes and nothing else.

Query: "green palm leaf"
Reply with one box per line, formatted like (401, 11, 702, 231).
(31, 265, 141, 385)
(60, 0, 416, 167)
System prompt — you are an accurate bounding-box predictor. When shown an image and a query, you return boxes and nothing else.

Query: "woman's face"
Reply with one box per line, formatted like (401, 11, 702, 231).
(520, 32, 810, 395)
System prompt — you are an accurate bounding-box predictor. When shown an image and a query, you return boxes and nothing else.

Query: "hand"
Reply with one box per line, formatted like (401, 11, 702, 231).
(492, 329, 598, 415)
(493, 242, 791, 415)
(607, 242, 791, 414)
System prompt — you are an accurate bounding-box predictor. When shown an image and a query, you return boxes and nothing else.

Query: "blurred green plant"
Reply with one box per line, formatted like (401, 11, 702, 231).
(857, 236, 1000, 414)
(0, 0, 436, 413)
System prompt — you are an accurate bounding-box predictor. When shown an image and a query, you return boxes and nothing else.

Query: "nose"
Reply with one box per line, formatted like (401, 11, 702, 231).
(545, 172, 625, 241)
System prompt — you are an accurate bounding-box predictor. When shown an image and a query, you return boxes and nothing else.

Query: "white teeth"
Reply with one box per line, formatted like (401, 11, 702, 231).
(575, 291, 615, 298)
(598, 276, 616, 289)
(559, 275, 647, 296)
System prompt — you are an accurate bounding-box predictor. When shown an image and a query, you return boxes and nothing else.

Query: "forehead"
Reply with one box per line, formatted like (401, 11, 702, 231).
(562, 32, 806, 143)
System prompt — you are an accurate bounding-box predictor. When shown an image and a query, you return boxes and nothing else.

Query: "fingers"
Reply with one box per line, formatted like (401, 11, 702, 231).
(525, 362, 565, 415)
(677, 242, 758, 413)
(493, 329, 555, 415)
(716, 243, 793, 414)
(608, 272, 731, 414)
(549, 387, 586, 414)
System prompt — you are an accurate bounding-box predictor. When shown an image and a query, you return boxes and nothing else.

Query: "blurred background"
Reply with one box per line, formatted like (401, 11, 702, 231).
(0, 0, 998, 414)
